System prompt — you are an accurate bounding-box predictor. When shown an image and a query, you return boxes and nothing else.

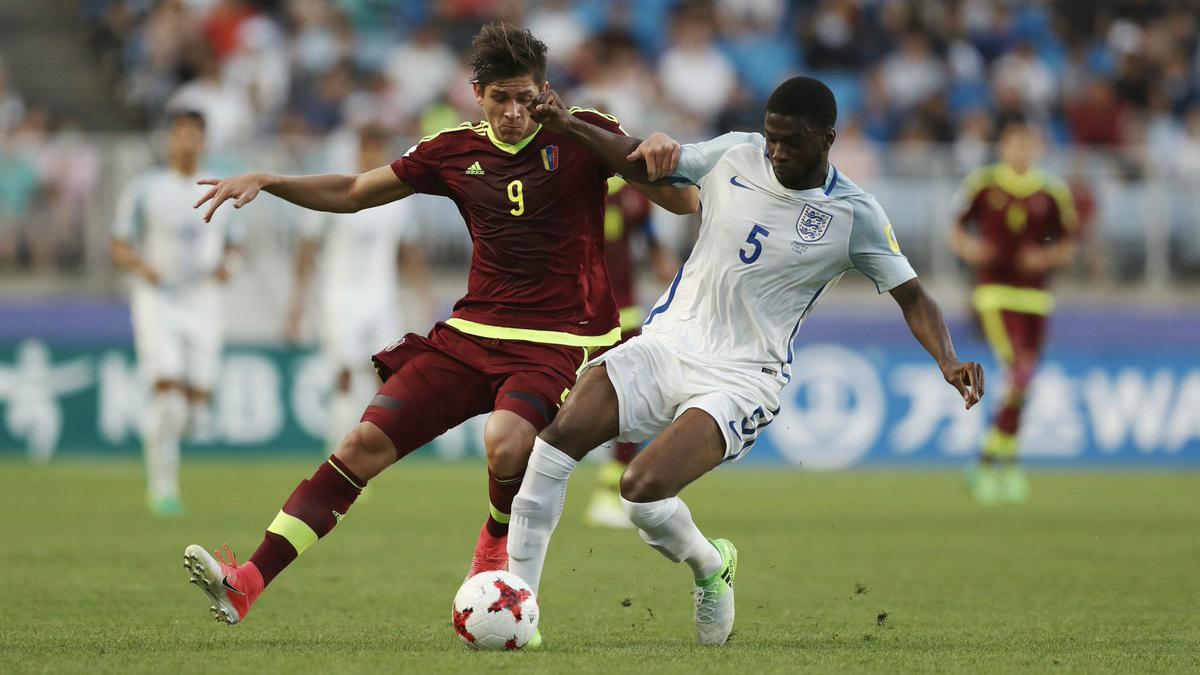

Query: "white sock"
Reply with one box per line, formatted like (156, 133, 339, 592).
(144, 390, 187, 500)
(187, 399, 215, 443)
(621, 496, 722, 581)
(507, 437, 578, 594)
(327, 387, 361, 453)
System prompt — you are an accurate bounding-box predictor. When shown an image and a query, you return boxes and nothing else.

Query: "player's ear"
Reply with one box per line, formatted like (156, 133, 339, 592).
(824, 128, 836, 151)
(472, 83, 485, 106)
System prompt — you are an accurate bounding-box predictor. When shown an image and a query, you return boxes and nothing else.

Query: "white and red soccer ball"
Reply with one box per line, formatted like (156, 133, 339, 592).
(452, 571, 540, 650)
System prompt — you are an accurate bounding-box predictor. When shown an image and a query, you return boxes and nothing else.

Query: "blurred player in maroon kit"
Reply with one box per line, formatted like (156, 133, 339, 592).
(950, 119, 1077, 505)
(179, 23, 697, 633)
(585, 176, 678, 528)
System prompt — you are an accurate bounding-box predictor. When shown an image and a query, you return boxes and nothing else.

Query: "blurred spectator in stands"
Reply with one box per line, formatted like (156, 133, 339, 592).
(991, 41, 1056, 117)
(225, 15, 291, 127)
(880, 33, 945, 112)
(829, 116, 880, 188)
(569, 30, 661, 137)
(0, 58, 26, 134)
(204, 0, 255, 62)
(383, 22, 458, 119)
(168, 44, 254, 149)
(126, 0, 197, 120)
(296, 62, 353, 133)
(526, 0, 588, 70)
(657, 2, 735, 128)
(802, 0, 862, 69)
(967, 2, 1015, 63)
(0, 125, 40, 268)
(953, 108, 994, 173)
(1066, 79, 1128, 146)
(1176, 105, 1200, 181)
(289, 0, 351, 79)
(33, 120, 99, 271)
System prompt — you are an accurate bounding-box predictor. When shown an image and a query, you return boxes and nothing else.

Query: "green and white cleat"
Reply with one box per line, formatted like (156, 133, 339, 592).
(693, 538, 737, 645)
(966, 464, 1001, 506)
(149, 494, 185, 517)
(999, 465, 1031, 504)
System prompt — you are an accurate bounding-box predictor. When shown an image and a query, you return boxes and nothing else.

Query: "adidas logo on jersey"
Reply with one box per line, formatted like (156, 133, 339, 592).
(465, 161, 485, 176)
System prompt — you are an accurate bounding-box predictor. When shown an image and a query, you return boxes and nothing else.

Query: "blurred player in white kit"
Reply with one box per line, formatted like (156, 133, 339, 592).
(285, 125, 433, 452)
(110, 110, 243, 516)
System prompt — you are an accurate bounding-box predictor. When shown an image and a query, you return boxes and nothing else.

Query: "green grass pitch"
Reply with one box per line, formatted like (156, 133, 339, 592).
(1, 460, 1197, 673)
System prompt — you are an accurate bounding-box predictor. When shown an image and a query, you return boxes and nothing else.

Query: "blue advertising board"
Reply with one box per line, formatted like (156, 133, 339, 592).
(0, 303, 1196, 467)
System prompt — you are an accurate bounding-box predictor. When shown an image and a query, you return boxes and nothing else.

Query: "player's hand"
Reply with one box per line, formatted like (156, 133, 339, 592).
(212, 263, 232, 283)
(942, 360, 985, 410)
(527, 84, 569, 130)
(960, 236, 993, 266)
(1018, 247, 1050, 275)
(626, 132, 681, 182)
(194, 173, 269, 222)
(139, 263, 162, 286)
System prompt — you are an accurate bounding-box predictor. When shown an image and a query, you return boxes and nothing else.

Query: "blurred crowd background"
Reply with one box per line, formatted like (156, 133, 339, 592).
(2, 0, 1200, 314)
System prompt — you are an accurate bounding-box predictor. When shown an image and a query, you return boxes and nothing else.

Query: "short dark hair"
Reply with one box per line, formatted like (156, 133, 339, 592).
(468, 22, 548, 88)
(766, 77, 837, 130)
(167, 108, 206, 131)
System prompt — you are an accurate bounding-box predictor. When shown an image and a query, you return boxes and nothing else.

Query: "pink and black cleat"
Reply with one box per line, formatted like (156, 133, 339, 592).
(183, 544, 264, 625)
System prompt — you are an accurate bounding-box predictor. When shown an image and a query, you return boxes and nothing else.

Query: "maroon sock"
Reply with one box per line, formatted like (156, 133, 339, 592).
(613, 441, 639, 466)
(250, 455, 365, 587)
(995, 398, 1023, 436)
(484, 469, 522, 538)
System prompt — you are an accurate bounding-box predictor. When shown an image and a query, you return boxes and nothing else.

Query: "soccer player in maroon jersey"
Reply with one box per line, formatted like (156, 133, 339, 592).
(179, 23, 698, 633)
(950, 118, 1077, 504)
(585, 177, 678, 528)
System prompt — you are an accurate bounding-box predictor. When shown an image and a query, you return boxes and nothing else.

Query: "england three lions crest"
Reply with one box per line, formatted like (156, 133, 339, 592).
(796, 204, 833, 242)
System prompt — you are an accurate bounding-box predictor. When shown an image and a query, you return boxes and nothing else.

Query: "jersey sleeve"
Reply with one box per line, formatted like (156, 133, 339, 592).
(570, 108, 627, 180)
(1044, 176, 1078, 237)
(569, 107, 626, 136)
(390, 137, 449, 196)
(111, 177, 144, 244)
(669, 132, 762, 186)
(848, 196, 918, 293)
(952, 168, 990, 225)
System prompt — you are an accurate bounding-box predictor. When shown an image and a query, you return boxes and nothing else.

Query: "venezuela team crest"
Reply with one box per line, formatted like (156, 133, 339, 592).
(796, 204, 834, 242)
(541, 145, 559, 171)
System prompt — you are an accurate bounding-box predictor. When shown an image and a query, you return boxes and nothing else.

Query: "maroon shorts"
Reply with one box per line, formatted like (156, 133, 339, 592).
(362, 322, 588, 460)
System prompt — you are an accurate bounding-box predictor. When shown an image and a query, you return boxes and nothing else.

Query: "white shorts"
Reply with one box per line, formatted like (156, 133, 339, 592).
(319, 292, 400, 372)
(583, 331, 783, 462)
(131, 283, 222, 390)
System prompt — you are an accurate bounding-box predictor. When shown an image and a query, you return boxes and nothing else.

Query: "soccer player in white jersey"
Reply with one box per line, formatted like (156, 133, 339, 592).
(285, 126, 433, 451)
(506, 77, 986, 645)
(111, 110, 243, 516)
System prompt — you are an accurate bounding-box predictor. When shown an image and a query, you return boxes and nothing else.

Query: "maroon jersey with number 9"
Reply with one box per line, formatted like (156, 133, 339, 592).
(391, 109, 626, 347)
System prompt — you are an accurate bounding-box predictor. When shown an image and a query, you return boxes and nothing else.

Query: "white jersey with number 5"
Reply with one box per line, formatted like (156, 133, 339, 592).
(646, 132, 916, 382)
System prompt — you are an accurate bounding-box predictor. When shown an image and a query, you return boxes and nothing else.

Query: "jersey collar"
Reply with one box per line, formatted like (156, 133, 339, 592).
(993, 163, 1045, 198)
(484, 122, 542, 154)
(765, 163, 839, 200)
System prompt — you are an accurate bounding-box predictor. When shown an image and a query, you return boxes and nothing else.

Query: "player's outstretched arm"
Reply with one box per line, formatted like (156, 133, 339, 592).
(193, 165, 414, 222)
(889, 278, 985, 410)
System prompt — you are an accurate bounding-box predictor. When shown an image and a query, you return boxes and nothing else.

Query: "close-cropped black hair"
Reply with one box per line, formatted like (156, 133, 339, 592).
(167, 108, 206, 131)
(468, 22, 548, 88)
(766, 76, 837, 130)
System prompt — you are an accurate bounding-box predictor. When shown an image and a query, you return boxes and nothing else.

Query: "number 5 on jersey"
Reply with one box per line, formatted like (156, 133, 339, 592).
(740, 224, 769, 264)
(507, 180, 524, 216)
